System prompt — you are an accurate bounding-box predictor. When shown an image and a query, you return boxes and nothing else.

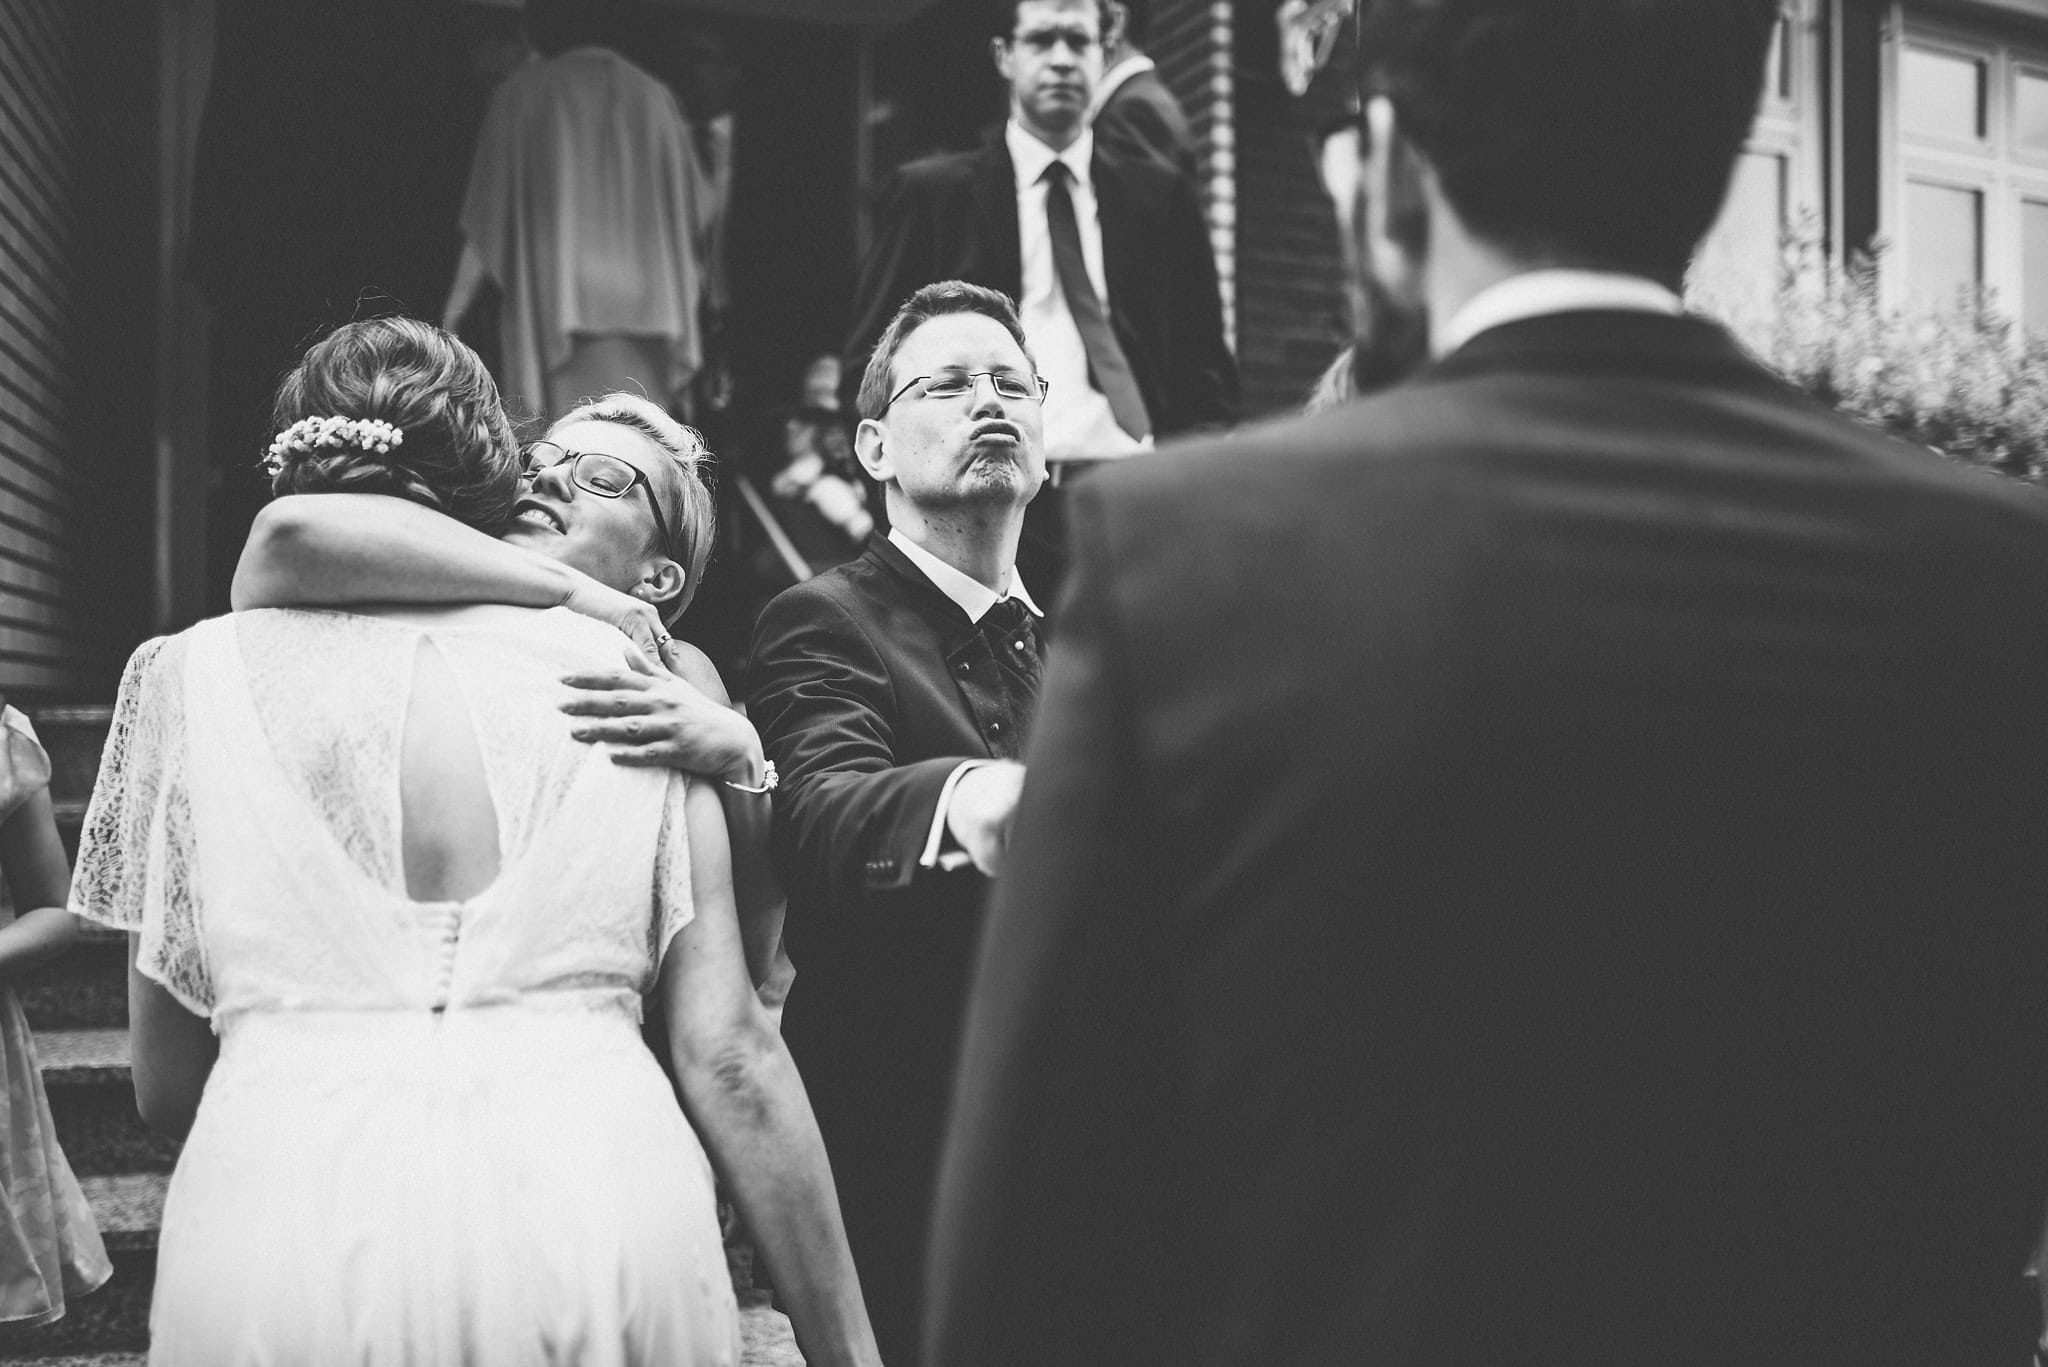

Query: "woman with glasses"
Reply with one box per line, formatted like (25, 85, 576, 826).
(73, 318, 878, 1366)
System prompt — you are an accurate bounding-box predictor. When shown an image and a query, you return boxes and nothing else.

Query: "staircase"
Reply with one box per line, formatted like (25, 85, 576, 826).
(1, 703, 804, 1365)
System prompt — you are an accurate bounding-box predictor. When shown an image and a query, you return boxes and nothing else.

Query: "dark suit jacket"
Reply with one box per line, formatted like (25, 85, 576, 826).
(926, 310, 2048, 1366)
(745, 534, 1039, 1361)
(1093, 64, 1197, 182)
(747, 533, 1036, 1074)
(842, 130, 1235, 440)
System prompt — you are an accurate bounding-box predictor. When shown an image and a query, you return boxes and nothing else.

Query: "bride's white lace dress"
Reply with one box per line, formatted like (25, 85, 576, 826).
(71, 607, 741, 1366)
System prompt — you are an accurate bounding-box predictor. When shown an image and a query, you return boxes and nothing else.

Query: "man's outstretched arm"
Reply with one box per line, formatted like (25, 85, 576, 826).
(924, 484, 1192, 1367)
(747, 584, 1018, 907)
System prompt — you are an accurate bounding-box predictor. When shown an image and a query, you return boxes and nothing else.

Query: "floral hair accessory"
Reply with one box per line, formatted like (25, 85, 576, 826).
(263, 417, 405, 475)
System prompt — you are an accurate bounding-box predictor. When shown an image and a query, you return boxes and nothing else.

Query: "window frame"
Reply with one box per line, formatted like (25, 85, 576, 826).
(1688, 0, 1825, 314)
(1881, 5, 2048, 329)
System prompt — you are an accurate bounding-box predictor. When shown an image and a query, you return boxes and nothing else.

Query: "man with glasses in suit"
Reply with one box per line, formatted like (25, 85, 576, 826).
(844, 0, 1233, 606)
(748, 280, 1049, 1367)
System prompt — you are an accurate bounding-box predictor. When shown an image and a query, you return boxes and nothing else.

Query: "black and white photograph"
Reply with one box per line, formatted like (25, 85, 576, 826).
(3, 1, 2048, 1363)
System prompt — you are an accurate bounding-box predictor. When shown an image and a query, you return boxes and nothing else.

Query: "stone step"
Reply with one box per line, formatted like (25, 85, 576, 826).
(35, 1029, 174, 1179)
(79, 1173, 165, 1254)
(50, 796, 88, 867)
(37, 1027, 130, 1087)
(18, 935, 128, 1032)
(0, 1248, 153, 1357)
(25, 703, 114, 810)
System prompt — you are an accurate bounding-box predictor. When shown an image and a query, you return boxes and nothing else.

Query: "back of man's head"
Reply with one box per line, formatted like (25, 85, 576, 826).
(1361, 0, 1778, 285)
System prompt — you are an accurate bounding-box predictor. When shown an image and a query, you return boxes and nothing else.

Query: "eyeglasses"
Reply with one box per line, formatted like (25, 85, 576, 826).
(519, 440, 673, 552)
(882, 369, 1052, 414)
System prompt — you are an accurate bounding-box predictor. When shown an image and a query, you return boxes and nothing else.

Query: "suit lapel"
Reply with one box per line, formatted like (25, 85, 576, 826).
(971, 137, 1023, 302)
(869, 537, 981, 646)
(1092, 147, 1139, 330)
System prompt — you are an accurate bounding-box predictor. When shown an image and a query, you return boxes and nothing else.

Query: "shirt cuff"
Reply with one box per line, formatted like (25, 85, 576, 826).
(920, 760, 994, 871)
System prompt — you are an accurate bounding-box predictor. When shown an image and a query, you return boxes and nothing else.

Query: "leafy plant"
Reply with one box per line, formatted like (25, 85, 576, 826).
(1687, 220, 2048, 481)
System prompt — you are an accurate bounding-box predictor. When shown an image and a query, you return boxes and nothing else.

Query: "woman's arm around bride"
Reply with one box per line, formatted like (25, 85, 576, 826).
(662, 774, 882, 1367)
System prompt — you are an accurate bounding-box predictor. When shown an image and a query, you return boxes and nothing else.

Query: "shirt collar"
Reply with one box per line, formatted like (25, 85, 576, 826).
(1007, 119, 1094, 190)
(1434, 269, 1681, 358)
(888, 527, 1044, 624)
(1089, 53, 1154, 117)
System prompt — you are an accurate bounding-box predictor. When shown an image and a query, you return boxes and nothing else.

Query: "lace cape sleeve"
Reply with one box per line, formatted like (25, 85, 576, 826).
(69, 634, 214, 1017)
(652, 770, 697, 967)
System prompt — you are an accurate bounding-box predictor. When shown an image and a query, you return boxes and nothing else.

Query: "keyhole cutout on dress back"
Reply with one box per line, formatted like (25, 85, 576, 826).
(400, 637, 502, 903)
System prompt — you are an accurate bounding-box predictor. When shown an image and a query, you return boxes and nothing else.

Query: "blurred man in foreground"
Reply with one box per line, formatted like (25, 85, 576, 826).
(928, 3, 2048, 1363)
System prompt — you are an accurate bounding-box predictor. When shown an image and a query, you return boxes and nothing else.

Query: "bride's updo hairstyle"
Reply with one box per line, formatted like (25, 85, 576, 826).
(267, 317, 522, 535)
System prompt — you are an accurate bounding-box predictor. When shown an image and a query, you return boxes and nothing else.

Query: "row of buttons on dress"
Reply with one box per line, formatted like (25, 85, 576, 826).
(427, 904, 462, 1011)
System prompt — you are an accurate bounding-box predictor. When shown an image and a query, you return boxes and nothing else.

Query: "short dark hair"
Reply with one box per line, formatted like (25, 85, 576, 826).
(988, 0, 1109, 42)
(269, 317, 522, 535)
(1118, 0, 1152, 47)
(856, 281, 1036, 420)
(1360, 0, 1779, 283)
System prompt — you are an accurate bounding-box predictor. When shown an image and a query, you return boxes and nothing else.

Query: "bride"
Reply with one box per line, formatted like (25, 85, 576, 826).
(70, 318, 880, 1366)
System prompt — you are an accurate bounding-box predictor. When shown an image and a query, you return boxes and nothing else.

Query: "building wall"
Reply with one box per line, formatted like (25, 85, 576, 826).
(1882, 0, 2048, 327)
(1155, 1, 1349, 417)
(1690, 0, 2048, 336)
(0, 1, 157, 698)
(1227, 0, 1347, 416)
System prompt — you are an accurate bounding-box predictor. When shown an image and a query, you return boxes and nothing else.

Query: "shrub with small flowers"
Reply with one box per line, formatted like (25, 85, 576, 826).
(1687, 219, 2048, 482)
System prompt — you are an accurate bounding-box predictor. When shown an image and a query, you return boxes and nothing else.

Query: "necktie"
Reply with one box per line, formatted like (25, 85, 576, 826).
(981, 597, 1043, 695)
(1042, 161, 1152, 441)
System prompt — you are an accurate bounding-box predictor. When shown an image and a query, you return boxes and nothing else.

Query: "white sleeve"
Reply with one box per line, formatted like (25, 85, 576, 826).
(69, 635, 215, 1017)
(921, 760, 994, 872)
(651, 770, 697, 967)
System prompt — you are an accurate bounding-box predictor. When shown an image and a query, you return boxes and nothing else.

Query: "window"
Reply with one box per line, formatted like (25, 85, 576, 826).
(1901, 46, 1986, 141)
(2013, 66, 2048, 152)
(1691, 0, 1823, 322)
(1904, 179, 1984, 304)
(2024, 196, 2048, 331)
(1888, 16, 2048, 334)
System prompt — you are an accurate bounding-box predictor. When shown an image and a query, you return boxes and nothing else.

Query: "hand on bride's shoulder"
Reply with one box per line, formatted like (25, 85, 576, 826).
(558, 568, 669, 663)
(558, 644, 762, 783)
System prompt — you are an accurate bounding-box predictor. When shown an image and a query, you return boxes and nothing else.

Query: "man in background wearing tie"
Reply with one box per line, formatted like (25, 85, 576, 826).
(749, 281, 1049, 1367)
(843, 0, 1234, 603)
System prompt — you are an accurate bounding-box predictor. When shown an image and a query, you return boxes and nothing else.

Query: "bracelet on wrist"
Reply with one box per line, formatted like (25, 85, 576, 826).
(723, 759, 778, 795)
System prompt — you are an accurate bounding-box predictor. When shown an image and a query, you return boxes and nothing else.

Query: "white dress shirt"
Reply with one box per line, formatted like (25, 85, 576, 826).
(1006, 121, 1151, 462)
(1433, 269, 1682, 358)
(886, 529, 1044, 870)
